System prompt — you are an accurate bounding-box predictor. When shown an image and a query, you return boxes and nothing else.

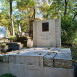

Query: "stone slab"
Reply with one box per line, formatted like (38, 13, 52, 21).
(54, 53, 72, 68)
(33, 47, 55, 50)
(0, 47, 73, 69)
(43, 52, 56, 67)
(3, 55, 9, 63)
(9, 55, 16, 64)
(15, 55, 43, 68)
(59, 48, 71, 53)
(52, 47, 60, 51)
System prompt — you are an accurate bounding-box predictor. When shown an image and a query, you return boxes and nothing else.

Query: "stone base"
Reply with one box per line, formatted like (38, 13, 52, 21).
(0, 47, 74, 77)
(0, 63, 74, 77)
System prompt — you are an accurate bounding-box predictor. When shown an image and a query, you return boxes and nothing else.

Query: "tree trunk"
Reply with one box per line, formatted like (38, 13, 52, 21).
(10, 0, 14, 36)
(33, 7, 35, 19)
(64, 0, 68, 15)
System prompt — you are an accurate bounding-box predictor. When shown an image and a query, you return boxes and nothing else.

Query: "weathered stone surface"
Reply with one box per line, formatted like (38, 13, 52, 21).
(33, 19, 61, 47)
(54, 53, 72, 68)
(53, 47, 60, 51)
(43, 52, 56, 67)
(59, 48, 71, 53)
(3, 55, 9, 63)
(0, 47, 73, 69)
(55, 18, 61, 47)
(9, 55, 16, 64)
(0, 63, 74, 77)
(8, 52, 44, 69)
(0, 47, 74, 77)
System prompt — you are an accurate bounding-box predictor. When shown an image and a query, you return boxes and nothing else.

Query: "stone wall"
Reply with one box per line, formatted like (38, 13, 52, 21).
(33, 19, 61, 47)
(0, 63, 74, 77)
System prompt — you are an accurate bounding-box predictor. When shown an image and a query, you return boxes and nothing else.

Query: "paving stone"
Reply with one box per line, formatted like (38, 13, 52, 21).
(54, 53, 72, 68)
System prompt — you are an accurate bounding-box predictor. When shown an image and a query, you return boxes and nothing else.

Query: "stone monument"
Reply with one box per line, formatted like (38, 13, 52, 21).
(0, 18, 74, 77)
(33, 18, 61, 47)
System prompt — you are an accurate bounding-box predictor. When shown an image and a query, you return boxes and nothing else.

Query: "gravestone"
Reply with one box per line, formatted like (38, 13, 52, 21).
(0, 26, 7, 38)
(33, 18, 61, 47)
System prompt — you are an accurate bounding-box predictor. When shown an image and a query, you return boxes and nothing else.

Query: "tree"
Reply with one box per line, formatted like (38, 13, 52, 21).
(0, 0, 11, 29)
(0, 10, 10, 29)
(9, 0, 15, 36)
(17, 0, 36, 32)
(64, 0, 68, 15)
(39, 0, 62, 19)
(61, 14, 77, 43)
(0, 0, 15, 36)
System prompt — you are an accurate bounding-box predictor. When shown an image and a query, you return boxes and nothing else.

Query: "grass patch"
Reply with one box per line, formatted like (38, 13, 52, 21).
(0, 74, 16, 77)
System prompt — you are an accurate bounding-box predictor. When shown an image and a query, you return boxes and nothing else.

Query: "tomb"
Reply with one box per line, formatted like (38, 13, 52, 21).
(33, 18, 61, 47)
(0, 18, 74, 77)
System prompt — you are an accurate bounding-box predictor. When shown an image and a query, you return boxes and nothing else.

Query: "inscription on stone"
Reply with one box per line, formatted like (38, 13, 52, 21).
(41, 33, 51, 40)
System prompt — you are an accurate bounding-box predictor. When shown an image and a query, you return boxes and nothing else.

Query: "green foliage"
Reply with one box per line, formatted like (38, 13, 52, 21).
(17, 0, 35, 10)
(8, 35, 17, 42)
(39, 0, 63, 19)
(17, 0, 37, 32)
(0, 11, 10, 29)
(0, 74, 16, 77)
(61, 14, 77, 43)
(0, 0, 77, 44)
(0, 0, 10, 29)
(39, 0, 77, 44)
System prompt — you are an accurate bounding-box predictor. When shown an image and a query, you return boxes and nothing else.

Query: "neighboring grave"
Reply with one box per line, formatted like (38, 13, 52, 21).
(33, 18, 61, 47)
(0, 26, 7, 38)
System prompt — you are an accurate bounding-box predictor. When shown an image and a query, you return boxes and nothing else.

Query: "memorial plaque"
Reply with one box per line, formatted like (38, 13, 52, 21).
(42, 22, 49, 32)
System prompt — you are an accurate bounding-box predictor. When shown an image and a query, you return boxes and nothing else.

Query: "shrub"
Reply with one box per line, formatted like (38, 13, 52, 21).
(0, 74, 16, 77)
